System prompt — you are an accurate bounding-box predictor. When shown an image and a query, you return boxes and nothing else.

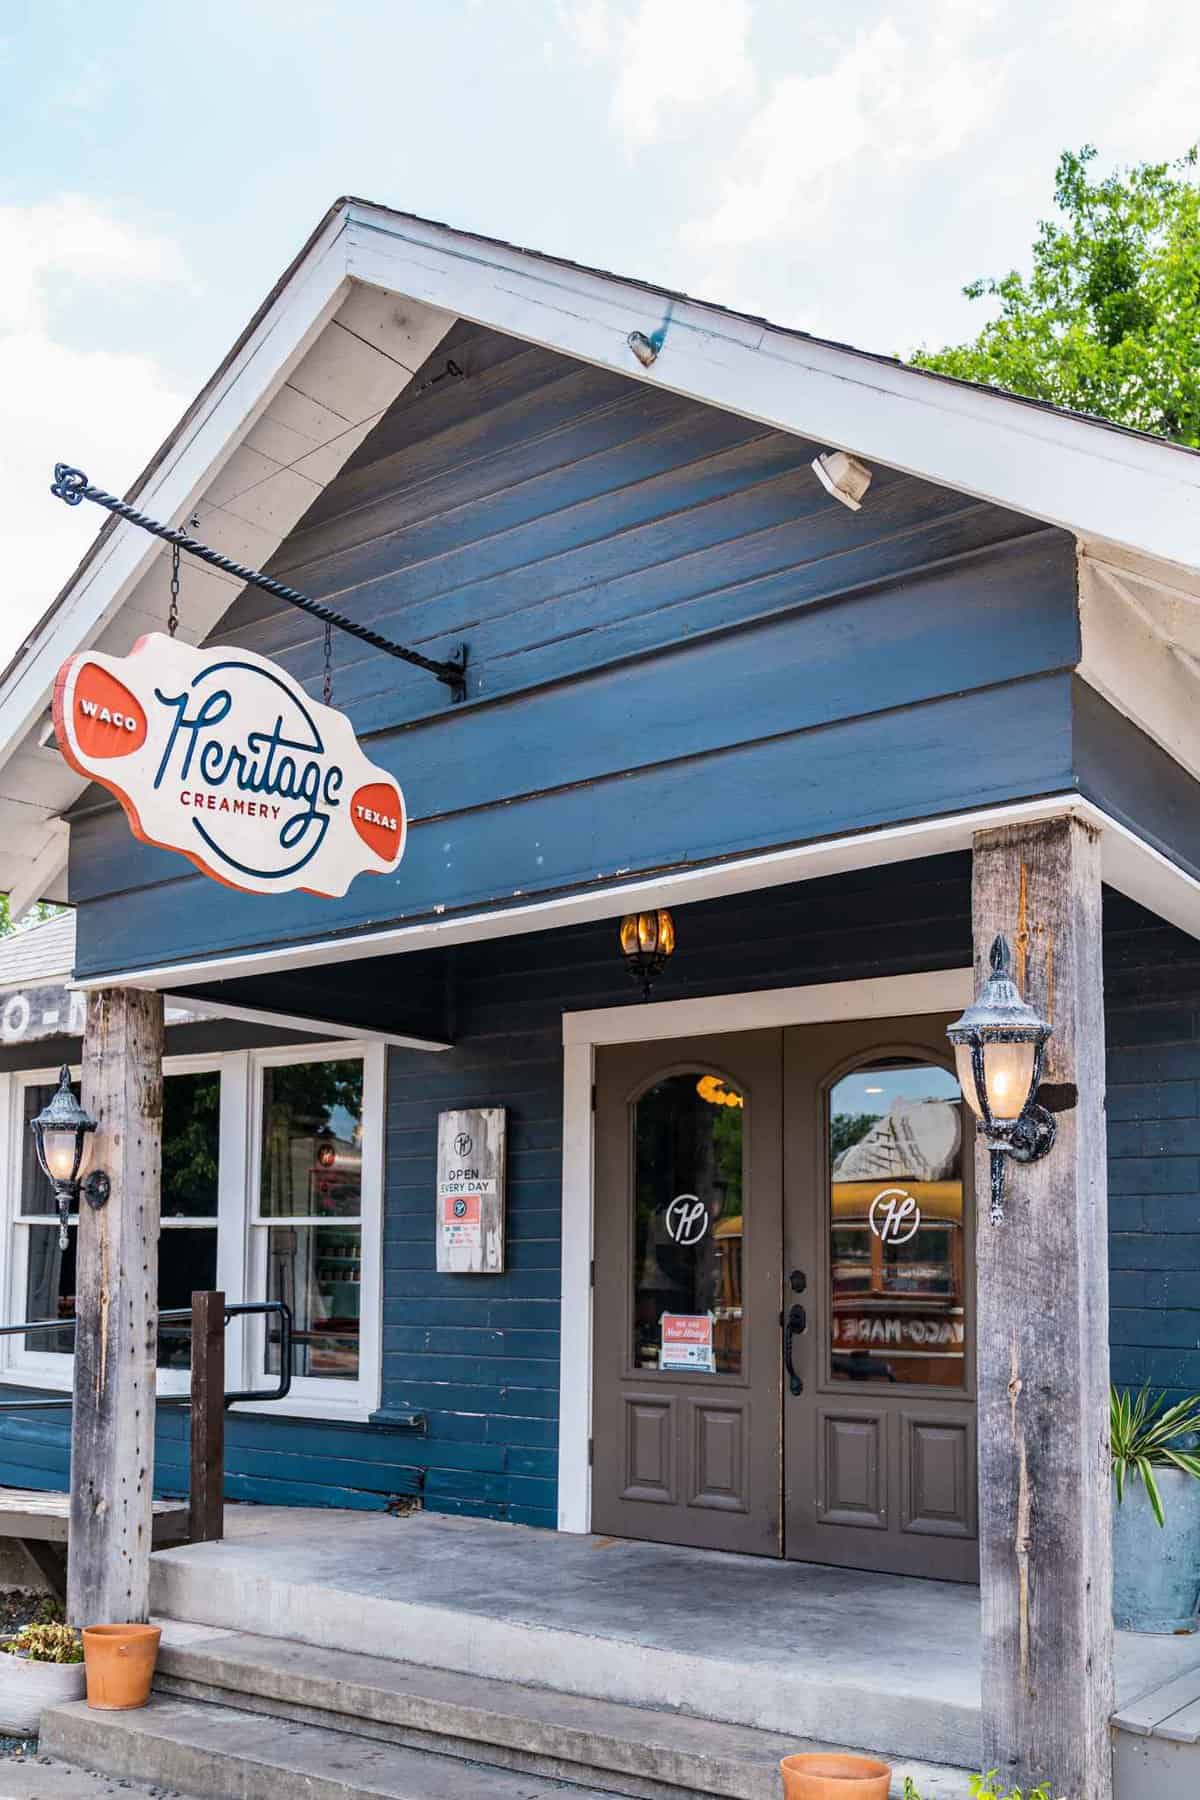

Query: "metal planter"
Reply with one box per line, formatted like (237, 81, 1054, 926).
(1114, 1467, 1200, 1633)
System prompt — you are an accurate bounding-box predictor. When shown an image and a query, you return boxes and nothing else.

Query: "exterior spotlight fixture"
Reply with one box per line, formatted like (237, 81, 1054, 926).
(627, 329, 664, 368)
(619, 909, 676, 1001)
(946, 934, 1055, 1228)
(812, 449, 872, 511)
(30, 1066, 109, 1250)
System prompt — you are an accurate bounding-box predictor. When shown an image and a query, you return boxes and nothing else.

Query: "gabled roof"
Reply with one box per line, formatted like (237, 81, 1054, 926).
(0, 909, 75, 991)
(2, 196, 1199, 918)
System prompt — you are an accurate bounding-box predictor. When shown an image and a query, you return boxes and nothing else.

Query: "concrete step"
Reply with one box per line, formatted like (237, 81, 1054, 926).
(1114, 1665, 1200, 1800)
(115, 1621, 970, 1800)
(39, 1696, 630, 1800)
(151, 1521, 985, 1767)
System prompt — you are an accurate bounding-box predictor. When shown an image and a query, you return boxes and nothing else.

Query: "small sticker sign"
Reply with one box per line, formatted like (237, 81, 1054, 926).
(440, 1188, 483, 1251)
(660, 1313, 716, 1373)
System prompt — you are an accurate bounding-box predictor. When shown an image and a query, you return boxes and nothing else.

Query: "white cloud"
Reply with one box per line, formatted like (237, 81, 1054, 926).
(562, 0, 756, 148)
(0, 201, 189, 669)
(683, 8, 1006, 248)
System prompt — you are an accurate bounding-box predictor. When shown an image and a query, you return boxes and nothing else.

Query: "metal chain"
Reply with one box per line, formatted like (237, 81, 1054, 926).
(322, 620, 333, 706)
(168, 541, 181, 639)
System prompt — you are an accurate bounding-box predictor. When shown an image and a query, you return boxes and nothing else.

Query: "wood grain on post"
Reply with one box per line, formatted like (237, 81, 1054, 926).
(68, 987, 164, 1626)
(189, 1290, 226, 1544)
(972, 816, 1113, 1800)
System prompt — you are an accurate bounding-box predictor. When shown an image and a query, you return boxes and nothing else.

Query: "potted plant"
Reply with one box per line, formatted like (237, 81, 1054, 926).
(1112, 1385, 1200, 1632)
(0, 1621, 86, 1733)
(81, 1622, 162, 1710)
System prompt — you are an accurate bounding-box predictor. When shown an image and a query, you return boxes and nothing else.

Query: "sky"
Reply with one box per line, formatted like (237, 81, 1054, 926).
(2, 0, 1198, 669)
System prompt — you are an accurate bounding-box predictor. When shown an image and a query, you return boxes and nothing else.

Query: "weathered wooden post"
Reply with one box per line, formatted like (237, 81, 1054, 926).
(972, 816, 1113, 1799)
(189, 1290, 226, 1543)
(68, 988, 164, 1626)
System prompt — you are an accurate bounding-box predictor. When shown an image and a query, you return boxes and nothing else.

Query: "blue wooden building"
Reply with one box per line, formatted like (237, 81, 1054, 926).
(1, 198, 1199, 1793)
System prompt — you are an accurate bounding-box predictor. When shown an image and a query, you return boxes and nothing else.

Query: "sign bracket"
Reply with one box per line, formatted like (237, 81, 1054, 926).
(50, 463, 469, 703)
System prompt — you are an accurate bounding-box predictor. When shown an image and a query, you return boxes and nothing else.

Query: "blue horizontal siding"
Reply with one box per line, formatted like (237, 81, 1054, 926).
(4, 874, 1200, 1521)
(1106, 892, 1200, 1404)
(68, 320, 1079, 978)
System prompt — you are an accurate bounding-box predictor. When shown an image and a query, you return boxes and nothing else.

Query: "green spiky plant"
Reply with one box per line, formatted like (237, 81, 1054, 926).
(1111, 1386, 1200, 1526)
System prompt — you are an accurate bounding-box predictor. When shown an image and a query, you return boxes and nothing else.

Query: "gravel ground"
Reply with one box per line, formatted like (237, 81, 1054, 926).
(0, 1752, 191, 1798)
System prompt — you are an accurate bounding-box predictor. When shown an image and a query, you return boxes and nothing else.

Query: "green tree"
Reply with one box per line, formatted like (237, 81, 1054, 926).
(0, 894, 65, 937)
(912, 145, 1200, 446)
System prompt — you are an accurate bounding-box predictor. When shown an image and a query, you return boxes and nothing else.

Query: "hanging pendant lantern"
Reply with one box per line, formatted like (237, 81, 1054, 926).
(619, 910, 676, 1002)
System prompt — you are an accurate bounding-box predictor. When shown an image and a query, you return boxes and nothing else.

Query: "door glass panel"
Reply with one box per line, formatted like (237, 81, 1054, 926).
(828, 1060, 965, 1388)
(631, 1071, 744, 1376)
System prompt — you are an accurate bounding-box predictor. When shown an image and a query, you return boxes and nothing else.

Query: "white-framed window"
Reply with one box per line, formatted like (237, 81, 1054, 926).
(0, 1041, 384, 1421)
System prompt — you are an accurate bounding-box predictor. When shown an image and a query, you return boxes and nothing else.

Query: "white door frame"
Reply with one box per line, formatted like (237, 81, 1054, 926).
(556, 966, 974, 1533)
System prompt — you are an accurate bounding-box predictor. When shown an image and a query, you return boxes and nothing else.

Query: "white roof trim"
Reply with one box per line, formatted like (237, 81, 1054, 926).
(68, 795, 1200, 995)
(344, 203, 1200, 575)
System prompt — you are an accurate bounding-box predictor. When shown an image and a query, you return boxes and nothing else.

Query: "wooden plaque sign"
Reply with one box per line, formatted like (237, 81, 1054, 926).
(436, 1108, 506, 1274)
(53, 633, 406, 898)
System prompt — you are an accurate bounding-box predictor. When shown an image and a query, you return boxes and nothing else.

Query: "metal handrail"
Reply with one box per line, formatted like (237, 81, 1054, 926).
(0, 1299, 293, 1411)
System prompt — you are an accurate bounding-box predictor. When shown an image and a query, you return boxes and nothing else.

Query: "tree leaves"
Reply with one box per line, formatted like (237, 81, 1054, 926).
(913, 145, 1200, 447)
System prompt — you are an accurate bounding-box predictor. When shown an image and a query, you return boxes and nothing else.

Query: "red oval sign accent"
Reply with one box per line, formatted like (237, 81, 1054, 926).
(350, 781, 404, 862)
(71, 665, 148, 758)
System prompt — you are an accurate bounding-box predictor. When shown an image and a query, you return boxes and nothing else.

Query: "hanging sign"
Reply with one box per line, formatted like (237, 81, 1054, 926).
(436, 1108, 506, 1274)
(660, 1313, 716, 1373)
(53, 633, 406, 898)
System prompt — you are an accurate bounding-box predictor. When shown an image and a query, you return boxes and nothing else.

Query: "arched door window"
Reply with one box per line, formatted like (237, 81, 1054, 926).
(631, 1071, 745, 1376)
(827, 1058, 965, 1389)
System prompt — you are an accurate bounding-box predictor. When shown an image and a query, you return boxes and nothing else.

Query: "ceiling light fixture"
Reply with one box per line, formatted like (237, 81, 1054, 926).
(812, 449, 872, 511)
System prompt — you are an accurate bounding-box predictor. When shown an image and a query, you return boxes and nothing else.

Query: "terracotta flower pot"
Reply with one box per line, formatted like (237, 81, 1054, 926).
(82, 1623, 161, 1710)
(780, 1752, 892, 1800)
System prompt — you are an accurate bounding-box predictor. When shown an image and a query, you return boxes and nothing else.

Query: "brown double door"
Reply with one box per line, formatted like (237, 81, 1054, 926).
(591, 1018, 978, 1580)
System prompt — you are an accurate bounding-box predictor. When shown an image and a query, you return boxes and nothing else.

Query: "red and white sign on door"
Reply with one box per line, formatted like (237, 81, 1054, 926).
(660, 1313, 716, 1372)
(53, 633, 407, 898)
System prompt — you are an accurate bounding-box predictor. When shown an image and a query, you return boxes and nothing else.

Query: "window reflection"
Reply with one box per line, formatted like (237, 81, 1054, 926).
(631, 1072, 744, 1376)
(828, 1061, 965, 1388)
(259, 1059, 364, 1381)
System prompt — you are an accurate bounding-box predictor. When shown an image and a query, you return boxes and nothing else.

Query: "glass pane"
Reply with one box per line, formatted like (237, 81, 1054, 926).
(631, 1071, 744, 1376)
(21, 1225, 218, 1367)
(22, 1225, 76, 1353)
(157, 1228, 219, 1368)
(20, 1085, 59, 1216)
(259, 1060, 364, 1218)
(264, 1224, 361, 1380)
(829, 1061, 965, 1388)
(162, 1072, 221, 1218)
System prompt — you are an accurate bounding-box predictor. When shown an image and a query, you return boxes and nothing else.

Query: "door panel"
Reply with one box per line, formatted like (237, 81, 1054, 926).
(819, 1409, 886, 1529)
(784, 1017, 978, 1582)
(592, 1031, 782, 1555)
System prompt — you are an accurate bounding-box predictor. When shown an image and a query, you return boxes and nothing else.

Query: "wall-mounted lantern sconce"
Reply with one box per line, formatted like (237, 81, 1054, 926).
(619, 909, 676, 1001)
(30, 1066, 109, 1250)
(812, 449, 872, 511)
(947, 935, 1055, 1227)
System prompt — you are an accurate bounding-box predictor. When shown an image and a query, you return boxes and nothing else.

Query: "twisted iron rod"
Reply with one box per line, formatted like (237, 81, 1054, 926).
(50, 464, 467, 700)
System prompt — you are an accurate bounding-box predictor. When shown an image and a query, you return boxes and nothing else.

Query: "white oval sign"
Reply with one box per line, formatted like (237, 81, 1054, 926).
(53, 633, 406, 899)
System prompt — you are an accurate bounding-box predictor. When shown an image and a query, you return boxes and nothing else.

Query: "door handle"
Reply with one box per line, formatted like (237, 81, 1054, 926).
(783, 1302, 807, 1396)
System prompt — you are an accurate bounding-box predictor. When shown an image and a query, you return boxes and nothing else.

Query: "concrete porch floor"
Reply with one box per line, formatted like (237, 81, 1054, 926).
(148, 1506, 1200, 1770)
